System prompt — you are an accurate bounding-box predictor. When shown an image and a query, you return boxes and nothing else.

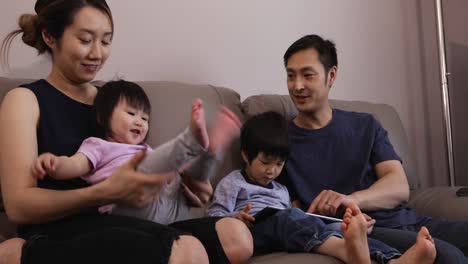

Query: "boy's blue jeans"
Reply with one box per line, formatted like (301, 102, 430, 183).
(252, 208, 401, 264)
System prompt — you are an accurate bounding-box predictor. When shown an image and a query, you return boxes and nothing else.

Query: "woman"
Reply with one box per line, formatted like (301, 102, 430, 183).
(0, 1, 253, 263)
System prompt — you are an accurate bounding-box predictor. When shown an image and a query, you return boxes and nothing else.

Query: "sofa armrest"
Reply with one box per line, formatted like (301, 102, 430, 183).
(409, 187, 468, 220)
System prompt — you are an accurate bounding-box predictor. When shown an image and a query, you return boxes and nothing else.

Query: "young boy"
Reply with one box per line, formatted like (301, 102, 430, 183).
(208, 111, 436, 264)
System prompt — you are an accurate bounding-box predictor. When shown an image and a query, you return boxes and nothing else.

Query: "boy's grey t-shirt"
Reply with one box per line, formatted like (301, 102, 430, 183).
(208, 170, 291, 217)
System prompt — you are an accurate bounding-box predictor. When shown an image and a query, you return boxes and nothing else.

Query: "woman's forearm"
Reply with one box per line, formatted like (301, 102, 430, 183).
(4, 184, 110, 225)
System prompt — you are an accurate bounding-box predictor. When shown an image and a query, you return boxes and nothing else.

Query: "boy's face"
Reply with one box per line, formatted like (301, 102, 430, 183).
(242, 151, 285, 187)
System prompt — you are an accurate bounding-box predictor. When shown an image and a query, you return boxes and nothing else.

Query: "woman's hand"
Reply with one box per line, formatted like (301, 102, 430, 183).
(181, 173, 213, 207)
(101, 150, 176, 208)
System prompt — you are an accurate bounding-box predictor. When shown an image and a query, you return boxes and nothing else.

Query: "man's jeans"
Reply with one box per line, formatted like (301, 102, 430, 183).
(370, 218, 468, 264)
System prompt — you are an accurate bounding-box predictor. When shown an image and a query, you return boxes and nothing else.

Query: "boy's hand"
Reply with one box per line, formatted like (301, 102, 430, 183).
(234, 204, 255, 228)
(363, 213, 376, 234)
(291, 199, 302, 209)
(32, 152, 58, 179)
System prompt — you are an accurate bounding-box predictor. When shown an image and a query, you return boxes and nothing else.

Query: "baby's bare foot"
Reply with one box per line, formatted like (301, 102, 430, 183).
(190, 99, 209, 149)
(341, 203, 371, 264)
(0, 238, 25, 264)
(208, 106, 241, 154)
(389, 227, 436, 264)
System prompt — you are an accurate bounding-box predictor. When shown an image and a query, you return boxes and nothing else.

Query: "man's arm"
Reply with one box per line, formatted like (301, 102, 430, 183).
(308, 160, 409, 215)
(349, 160, 409, 210)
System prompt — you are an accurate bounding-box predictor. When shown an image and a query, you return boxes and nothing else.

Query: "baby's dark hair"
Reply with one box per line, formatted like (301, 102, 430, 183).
(93, 80, 151, 138)
(240, 111, 290, 163)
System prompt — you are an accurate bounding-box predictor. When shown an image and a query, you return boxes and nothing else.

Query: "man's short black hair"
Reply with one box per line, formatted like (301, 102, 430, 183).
(240, 111, 289, 163)
(283, 34, 338, 74)
(93, 80, 151, 138)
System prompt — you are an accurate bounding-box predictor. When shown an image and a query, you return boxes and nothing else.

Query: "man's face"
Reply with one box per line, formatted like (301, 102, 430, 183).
(286, 48, 336, 114)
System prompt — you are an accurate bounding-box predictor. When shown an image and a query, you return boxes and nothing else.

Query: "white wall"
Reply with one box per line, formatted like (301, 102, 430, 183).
(0, 1, 449, 187)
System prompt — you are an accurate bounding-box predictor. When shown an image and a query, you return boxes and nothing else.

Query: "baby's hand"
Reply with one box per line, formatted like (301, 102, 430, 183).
(32, 152, 59, 179)
(234, 204, 255, 229)
(363, 213, 376, 234)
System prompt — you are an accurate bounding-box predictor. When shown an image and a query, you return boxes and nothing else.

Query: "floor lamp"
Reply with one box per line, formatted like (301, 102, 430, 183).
(435, 0, 456, 187)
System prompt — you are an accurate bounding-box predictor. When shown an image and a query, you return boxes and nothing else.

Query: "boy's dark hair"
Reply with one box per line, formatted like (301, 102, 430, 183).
(93, 80, 151, 139)
(283, 34, 338, 74)
(240, 111, 289, 163)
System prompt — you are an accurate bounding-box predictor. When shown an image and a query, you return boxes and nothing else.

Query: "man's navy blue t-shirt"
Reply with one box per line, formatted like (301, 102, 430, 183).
(279, 108, 424, 228)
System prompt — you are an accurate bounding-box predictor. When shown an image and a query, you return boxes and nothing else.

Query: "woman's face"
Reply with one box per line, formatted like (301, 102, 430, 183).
(50, 6, 113, 84)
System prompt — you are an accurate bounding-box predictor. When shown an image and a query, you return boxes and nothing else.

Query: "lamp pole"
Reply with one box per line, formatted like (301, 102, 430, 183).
(435, 0, 456, 187)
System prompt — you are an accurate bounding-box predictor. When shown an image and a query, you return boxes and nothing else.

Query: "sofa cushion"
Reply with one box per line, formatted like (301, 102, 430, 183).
(409, 187, 468, 220)
(241, 94, 418, 190)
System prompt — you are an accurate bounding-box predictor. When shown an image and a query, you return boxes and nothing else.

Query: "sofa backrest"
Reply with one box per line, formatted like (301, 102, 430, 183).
(0, 77, 419, 210)
(241, 94, 419, 190)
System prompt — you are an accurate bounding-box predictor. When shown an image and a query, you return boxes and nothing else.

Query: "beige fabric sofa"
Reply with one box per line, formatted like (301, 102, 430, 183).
(1, 77, 467, 263)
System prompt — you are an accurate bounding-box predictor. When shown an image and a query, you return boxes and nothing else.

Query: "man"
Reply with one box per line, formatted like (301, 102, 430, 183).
(279, 34, 468, 263)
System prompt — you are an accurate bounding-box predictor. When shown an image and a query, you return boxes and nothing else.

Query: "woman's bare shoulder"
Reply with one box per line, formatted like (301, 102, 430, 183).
(1, 87, 38, 109)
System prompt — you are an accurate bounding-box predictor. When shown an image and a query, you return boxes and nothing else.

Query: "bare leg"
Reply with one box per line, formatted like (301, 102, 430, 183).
(0, 238, 25, 264)
(137, 100, 210, 174)
(190, 99, 209, 149)
(207, 106, 241, 155)
(341, 203, 372, 264)
(313, 236, 350, 262)
(388, 226, 436, 264)
(169, 235, 209, 264)
(215, 217, 253, 264)
(179, 106, 241, 180)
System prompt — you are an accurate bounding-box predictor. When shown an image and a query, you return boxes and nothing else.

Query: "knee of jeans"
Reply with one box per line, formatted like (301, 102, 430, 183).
(434, 239, 466, 263)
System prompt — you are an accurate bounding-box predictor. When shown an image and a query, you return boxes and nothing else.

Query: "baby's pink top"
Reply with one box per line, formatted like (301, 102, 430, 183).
(78, 137, 152, 184)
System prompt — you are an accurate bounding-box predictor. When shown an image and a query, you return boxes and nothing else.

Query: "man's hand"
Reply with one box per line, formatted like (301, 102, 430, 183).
(234, 204, 255, 228)
(307, 190, 357, 216)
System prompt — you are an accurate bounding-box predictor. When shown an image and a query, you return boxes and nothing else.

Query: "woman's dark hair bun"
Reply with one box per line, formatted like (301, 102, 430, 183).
(18, 14, 47, 53)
